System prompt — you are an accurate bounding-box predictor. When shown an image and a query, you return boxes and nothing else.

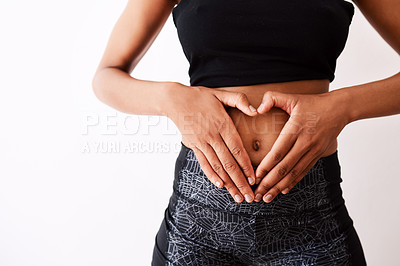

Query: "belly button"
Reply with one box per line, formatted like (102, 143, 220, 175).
(252, 139, 261, 151)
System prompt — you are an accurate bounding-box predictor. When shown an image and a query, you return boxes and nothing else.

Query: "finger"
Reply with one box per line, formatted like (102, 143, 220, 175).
(257, 91, 297, 115)
(261, 149, 318, 203)
(281, 152, 322, 194)
(191, 146, 224, 189)
(193, 143, 248, 204)
(217, 115, 256, 185)
(253, 139, 310, 202)
(200, 141, 244, 190)
(209, 135, 255, 203)
(255, 118, 298, 181)
(213, 90, 258, 117)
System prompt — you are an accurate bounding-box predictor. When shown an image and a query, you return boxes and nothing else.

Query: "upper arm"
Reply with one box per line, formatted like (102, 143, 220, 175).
(351, 0, 400, 55)
(94, 0, 177, 74)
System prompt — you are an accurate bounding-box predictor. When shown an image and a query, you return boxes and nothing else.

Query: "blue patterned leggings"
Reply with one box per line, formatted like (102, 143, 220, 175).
(152, 142, 367, 265)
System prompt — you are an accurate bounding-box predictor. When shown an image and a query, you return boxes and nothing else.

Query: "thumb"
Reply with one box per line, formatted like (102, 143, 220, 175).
(213, 90, 258, 116)
(257, 91, 297, 114)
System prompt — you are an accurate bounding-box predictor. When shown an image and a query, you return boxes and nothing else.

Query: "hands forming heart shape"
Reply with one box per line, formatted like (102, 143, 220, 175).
(174, 85, 350, 204)
(250, 90, 349, 203)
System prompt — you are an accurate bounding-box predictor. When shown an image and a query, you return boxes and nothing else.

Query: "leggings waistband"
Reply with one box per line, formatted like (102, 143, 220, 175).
(171, 142, 344, 216)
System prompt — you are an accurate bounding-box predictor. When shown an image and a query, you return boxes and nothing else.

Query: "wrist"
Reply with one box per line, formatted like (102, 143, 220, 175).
(325, 88, 356, 126)
(161, 82, 195, 120)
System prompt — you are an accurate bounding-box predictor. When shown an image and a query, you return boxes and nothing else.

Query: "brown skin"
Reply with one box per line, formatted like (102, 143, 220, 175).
(92, 0, 400, 203)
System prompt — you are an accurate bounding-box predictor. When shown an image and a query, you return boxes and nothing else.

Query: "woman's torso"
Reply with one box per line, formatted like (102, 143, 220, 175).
(220, 79, 337, 167)
(171, 0, 354, 166)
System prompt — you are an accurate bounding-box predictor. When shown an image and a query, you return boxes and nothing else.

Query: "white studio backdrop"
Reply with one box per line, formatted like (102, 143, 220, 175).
(0, 1, 399, 265)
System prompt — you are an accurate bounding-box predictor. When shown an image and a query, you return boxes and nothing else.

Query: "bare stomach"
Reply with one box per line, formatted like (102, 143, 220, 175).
(219, 79, 338, 167)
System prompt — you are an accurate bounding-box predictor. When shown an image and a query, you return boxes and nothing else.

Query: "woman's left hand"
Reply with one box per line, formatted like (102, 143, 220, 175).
(253, 90, 351, 203)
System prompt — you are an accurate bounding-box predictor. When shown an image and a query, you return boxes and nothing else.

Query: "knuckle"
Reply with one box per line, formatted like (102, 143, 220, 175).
(236, 92, 247, 102)
(211, 163, 222, 173)
(260, 182, 272, 191)
(264, 91, 273, 98)
(301, 141, 311, 150)
(258, 168, 268, 177)
(195, 139, 207, 150)
(223, 161, 237, 172)
(211, 142, 224, 154)
(214, 118, 228, 131)
(235, 182, 247, 191)
(290, 168, 299, 179)
(213, 119, 222, 130)
(240, 164, 252, 173)
(274, 152, 282, 162)
(277, 165, 288, 177)
(273, 186, 283, 194)
(203, 132, 215, 142)
(231, 146, 242, 156)
(222, 133, 235, 144)
(306, 141, 314, 150)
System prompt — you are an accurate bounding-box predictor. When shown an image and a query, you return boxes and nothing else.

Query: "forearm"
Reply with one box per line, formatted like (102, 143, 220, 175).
(92, 67, 179, 116)
(330, 71, 400, 124)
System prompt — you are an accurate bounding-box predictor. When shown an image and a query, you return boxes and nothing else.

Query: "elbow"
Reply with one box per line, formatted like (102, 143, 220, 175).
(91, 70, 106, 103)
(91, 73, 99, 99)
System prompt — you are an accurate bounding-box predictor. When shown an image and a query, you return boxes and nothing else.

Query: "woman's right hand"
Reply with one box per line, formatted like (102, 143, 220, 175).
(165, 83, 258, 203)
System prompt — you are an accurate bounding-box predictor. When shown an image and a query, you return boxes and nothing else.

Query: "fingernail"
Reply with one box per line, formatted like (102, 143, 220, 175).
(249, 105, 256, 112)
(282, 188, 289, 194)
(247, 177, 255, 185)
(255, 171, 261, 179)
(257, 103, 264, 112)
(234, 194, 242, 203)
(264, 194, 273, 202)
(244, 194, 253, 203)
(255, 194, 262, 201)
(216, 181, 221, 188)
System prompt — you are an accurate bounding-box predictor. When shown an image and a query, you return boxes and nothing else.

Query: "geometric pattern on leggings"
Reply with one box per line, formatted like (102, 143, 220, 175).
(165, 148, 354, 265)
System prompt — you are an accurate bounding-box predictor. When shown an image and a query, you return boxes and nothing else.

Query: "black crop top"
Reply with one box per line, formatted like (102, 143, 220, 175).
(172, 0, 355, 88)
